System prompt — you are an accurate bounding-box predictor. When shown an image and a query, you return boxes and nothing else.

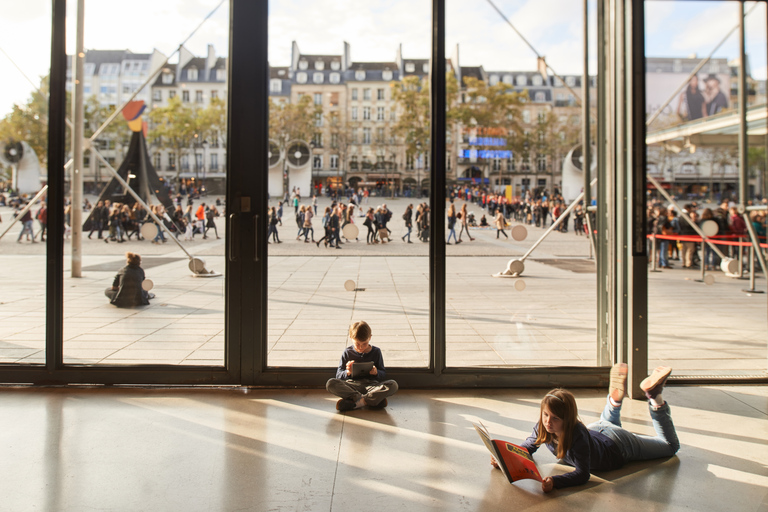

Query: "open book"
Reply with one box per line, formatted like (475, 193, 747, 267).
(472, 421, 542, 483)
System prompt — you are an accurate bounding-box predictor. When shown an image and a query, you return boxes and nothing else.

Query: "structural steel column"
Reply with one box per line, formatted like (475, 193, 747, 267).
(430, 0, 447, 375)
(71, 0, 84, 277)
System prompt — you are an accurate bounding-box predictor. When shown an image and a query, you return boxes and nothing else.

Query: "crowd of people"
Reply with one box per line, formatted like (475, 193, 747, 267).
(648, 199, 767, 271)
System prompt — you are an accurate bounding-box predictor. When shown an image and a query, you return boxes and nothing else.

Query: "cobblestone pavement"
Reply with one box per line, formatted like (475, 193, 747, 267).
(1, 196, 765, 376)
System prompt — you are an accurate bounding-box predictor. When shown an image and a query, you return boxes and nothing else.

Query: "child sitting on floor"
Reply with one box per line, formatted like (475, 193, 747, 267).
(326, 320, 399, 411)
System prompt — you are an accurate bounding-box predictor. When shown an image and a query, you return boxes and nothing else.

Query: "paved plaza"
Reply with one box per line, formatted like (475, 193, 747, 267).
(0, 196, 765, 376)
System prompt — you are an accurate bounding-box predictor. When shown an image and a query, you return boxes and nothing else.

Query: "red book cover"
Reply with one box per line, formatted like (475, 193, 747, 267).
(473, 421, 543, 483)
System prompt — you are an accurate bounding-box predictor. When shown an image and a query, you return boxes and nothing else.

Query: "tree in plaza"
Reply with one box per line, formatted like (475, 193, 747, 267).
(326, 109, 357, 194)
(196, 96, 227, 147)
(0, 77, 51, 172)
(391, 73, 460, 193)
(452, 76, 525, 189)
(147, 96, 197, 180)
(534, 110, 582, 195)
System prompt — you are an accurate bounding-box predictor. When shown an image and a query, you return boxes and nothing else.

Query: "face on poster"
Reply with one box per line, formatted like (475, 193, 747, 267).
(646, 59, 731, 124)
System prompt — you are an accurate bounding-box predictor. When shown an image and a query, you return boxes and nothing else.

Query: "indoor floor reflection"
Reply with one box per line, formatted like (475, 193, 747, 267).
(0, 385, 765, 511)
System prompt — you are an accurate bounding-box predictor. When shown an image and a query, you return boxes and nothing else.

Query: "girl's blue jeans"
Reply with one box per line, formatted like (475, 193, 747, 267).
(587, 396, 680, 463)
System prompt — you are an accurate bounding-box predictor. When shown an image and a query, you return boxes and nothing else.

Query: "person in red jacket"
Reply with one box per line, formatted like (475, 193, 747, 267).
(195, 203, 207, 239)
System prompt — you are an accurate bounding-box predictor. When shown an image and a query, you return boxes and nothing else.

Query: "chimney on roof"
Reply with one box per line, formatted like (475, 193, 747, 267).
(206, 44, 216, 80)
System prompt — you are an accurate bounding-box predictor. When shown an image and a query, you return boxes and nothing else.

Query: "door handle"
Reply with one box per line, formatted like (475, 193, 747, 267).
(229, 213, 238, 262)
(254, 214, 259, 262)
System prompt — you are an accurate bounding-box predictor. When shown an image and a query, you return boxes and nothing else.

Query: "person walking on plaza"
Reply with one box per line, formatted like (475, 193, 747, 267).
(329, 206, 342, 249)
(495, 209, 508, 239)
(36, 202, 47, 242)
(204, 204, 221, 239)
(457, 203, 474, 243)
(327, 320, 398, 412)
(363, 207, 376, 244)
(446, 203, 458, 245)
(88, 200, 106, 239)
(16, 206, 35, 243)
(196, 203, 207, 239)
(296, 205, 306, 240)
(402, 204, 413, 243)
(267, 206, 281, 243)
(380, 204, 393, 242)
(303, 204, 315, 243)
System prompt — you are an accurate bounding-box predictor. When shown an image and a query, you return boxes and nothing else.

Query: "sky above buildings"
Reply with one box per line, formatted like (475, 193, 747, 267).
(0, 0, 766, 116)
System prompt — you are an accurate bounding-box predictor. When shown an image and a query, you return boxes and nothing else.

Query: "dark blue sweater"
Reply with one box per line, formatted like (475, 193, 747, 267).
(335, 345, 387, 381)
(521, 423, 624, 489)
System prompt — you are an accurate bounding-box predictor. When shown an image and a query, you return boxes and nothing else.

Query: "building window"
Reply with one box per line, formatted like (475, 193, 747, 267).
(216, 69, 226, 81)
(355, 70, 366, 81)
(315, 113, 323, 127)
(331, 133, 339, 148)
(296, 72, 307, 84)
(270, 79, 282, 93)
(377, 88, 385, 100)
(516, 75, 527, 86)
(363, 128, 371, 144)
(390, 110, 396, 122)
(314, 93, 322, 105)
(196, 90, 204, 103)
(329, 73, 340, 84)
(532, 75, 543, 86)
(566, 76, 576, 87)
(313, 154, 323, 169)
(422, 63, 429, 73)
(376, 127, 385, 143)
(312, 133, 323, 147)
(331, 61, 341, 71)
(211, 90, 218, 100)
(377, 107, 385, 121)
(363, 107, 371, 120)
(534, 92, 546, 102)
(315, 61, 325, 71)
(153, 153, 162, 169)
(313, 72, 324, 84)
(351, 107, 358, 120)
(351, 88, 358, 100)
(363, 88, 371, 101)
(382, 70, 393, 81)
(351, 128, 358, 144)
(330, 154, 339, 169)
(153, 90, 162, 101)
(489, 75, 499, 86)
(350, 156, 358, 169)
(492, 159, 501, 171)
(298, 60, 308, 70)
(406, 153, 414, 169)
(169, 90, 176, 99)
(188, 68, 198, 81)
(503, 74, 513, 85)
(538, 155, 547, 171)
(210, 153, 219, 171)
(523, 110, 531, 124)
(182, 90, 190, 102)
(161, 72, 173, 85)
(168, 153, 176, 169)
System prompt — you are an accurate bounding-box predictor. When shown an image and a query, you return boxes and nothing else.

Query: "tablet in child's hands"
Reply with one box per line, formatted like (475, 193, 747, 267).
(350, 361, 374, 378)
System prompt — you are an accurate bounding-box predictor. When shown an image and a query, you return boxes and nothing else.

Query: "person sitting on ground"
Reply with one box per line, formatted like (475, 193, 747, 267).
(105, 252, 154, 307)
(326, 320, 399, 411)
(491, 364, 679, 492)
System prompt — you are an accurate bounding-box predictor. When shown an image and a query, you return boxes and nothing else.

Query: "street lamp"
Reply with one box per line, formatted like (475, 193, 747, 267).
(202, 139, 208, 196)
(309, 140, 316, 194)
(416, 141, 422, 198)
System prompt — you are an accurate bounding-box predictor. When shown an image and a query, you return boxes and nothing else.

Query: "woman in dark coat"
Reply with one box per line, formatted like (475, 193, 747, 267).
(105, 252, 151, 307)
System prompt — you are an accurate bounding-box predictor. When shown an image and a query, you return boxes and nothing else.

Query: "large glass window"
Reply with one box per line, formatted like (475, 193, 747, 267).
(267, 0, 430, 369)
(0, 2, 51, 364)
(445, 0, 599, 368)
(644, 0, 767, 377)
(61, 2, 230, 367)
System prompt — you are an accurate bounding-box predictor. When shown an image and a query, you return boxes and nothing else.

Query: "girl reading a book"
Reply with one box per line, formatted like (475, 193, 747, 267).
(493, 364, 680, 492)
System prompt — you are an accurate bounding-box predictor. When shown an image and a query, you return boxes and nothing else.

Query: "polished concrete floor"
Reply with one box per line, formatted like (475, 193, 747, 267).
(1, 384, 766, 511)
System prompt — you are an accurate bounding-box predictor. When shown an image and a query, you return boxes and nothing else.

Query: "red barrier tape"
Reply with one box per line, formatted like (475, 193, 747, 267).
(647, 233, 768, 248)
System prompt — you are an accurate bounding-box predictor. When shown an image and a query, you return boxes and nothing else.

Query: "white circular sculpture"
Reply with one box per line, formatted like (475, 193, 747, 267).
(344, 280, 356, 291)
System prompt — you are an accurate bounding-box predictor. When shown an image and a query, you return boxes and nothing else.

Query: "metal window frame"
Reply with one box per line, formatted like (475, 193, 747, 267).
(11, 0, 764, 388)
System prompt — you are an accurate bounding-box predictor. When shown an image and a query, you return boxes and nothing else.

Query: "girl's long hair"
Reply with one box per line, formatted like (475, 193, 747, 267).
(534, 388, 581, 459)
